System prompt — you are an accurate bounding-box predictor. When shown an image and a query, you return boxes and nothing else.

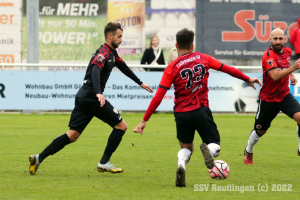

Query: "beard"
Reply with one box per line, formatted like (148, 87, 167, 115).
(111, 40, 120, 49)
(272, 44, 283, 53)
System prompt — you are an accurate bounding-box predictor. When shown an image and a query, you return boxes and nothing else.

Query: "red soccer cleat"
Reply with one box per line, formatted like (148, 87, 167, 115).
(244, 149, 253, 164)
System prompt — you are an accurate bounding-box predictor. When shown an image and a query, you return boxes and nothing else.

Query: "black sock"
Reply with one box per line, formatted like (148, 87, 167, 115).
(297, 124, 300, 138)
(39, 133, 71, 163)
(100, 129, 125, 164)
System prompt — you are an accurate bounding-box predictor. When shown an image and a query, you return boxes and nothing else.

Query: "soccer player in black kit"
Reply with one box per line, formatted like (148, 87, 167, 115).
(29, 22, 153, 175)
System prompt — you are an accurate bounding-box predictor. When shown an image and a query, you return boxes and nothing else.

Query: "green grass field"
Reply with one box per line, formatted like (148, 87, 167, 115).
(0, 113, 299, 199)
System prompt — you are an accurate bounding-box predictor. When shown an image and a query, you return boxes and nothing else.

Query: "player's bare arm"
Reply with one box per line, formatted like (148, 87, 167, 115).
(268, 58, 300, 82)
(213, 63, 262, 89)
(133, 119, 147, 135)
(290, 73, 298, 85)
(140, 83, 154, 93)
(96, 93, 106, 107)
(246, 77, 262, 90)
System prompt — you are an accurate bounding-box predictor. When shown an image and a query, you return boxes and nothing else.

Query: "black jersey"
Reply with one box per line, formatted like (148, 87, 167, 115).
(82, 43, 142, 95)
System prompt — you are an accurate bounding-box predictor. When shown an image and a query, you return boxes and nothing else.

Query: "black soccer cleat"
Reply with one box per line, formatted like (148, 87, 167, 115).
(176, 165, 186, 187)
(200, 143, 214, 169)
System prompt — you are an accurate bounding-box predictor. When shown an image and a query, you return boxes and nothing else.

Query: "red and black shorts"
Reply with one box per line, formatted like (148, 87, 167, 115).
(68, 88, 122, 134)
(174, 106, 220, 144)
(254, 93, 300, 131)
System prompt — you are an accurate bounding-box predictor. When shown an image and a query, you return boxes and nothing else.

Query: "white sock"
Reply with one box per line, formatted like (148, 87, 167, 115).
(207, 143, 221, 157)
(246, 130, 261, 153)
(177, 148, 191, 171)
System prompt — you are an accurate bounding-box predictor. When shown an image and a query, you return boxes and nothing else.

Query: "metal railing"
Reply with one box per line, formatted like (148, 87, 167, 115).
(0, 63, 262, 70)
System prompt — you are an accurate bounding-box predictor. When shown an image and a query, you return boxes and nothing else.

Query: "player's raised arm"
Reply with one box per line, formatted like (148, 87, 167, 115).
(246, 77, 262, 90)
(209, 57, 262, 89)
(115, 54, 153, 93)
(221, 64, 262, 89)
(268, 58, 300, 82)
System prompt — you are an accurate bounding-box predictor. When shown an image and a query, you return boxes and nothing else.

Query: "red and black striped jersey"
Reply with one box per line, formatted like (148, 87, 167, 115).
(142, 52, 249, 120)
(159, 52, 222, 112)
(83, 43, 142, 95)
(260, 47, 292, 102)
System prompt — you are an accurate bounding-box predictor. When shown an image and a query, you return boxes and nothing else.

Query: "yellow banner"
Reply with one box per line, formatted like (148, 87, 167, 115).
(107, 1, 145, 29)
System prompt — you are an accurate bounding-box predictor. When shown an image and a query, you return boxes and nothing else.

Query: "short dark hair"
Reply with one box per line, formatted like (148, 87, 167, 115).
(176, 28, 194, 50)
(104, 22, 123, 39)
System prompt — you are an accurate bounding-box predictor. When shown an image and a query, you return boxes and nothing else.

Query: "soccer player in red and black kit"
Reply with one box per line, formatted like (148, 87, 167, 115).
(133, 28, 261, 187)
(244, 28, 300, 165)
(28, 22, 153, 175)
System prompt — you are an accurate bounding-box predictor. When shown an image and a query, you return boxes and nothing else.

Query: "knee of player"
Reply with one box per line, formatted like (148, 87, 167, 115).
(257, 130, 266, 136)
(67, 130, 81, 143)
(115, 120, 127, 132)
(293, 112, 300, 124)
(122, 123, 128, 132)
(70, 135, 80, 143)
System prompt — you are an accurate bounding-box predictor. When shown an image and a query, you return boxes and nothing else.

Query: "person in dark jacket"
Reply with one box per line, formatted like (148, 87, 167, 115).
(141, 36, 165, 71)
(290, 17, 300, 59)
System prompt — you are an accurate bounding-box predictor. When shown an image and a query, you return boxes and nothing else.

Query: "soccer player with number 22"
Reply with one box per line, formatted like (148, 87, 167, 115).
(133, 28, 262, 187)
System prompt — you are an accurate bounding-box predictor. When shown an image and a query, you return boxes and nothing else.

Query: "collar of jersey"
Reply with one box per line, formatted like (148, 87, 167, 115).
(180, 52, 193, 57)
(103, 43, 116, 54)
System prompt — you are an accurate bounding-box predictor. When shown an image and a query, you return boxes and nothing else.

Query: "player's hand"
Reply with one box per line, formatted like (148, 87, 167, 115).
(133, 120, 147, 135)
(247, 77, 262, 90)
(96, 94, 105, 107)
(140, 83, 153, 93)
(290, 74, 298, 85)
(293, 59, 300, 70)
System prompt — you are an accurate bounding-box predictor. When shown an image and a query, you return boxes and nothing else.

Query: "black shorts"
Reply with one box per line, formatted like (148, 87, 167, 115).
(254, 93, 300, 130)
(68, 88, 122, 133)
(174, 106, 220, 144)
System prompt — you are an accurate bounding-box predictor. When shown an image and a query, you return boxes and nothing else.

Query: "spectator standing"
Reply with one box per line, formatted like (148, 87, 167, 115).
(167, 47, 179, 64)
(141, 36, 165, 71)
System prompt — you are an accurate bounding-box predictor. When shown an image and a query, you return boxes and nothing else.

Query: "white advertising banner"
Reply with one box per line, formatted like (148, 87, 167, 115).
(0, 0, 22, 64)
(0, 71, 262, 111)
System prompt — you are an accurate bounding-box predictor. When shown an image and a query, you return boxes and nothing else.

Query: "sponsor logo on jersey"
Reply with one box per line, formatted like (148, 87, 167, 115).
(176, 55, 201, 68)
(266, 58, 273, 67)
(256, 124, 261, 129)
(287, 57, 290, 63)
(113, 108, 118, 114)
(97, 54, 105, 62)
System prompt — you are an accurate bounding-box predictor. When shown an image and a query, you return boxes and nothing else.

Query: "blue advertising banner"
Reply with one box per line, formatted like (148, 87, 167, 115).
(0, 71, 263, 111)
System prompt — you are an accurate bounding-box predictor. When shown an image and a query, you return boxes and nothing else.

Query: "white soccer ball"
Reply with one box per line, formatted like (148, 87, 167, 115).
(208, 160, 230, 179)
